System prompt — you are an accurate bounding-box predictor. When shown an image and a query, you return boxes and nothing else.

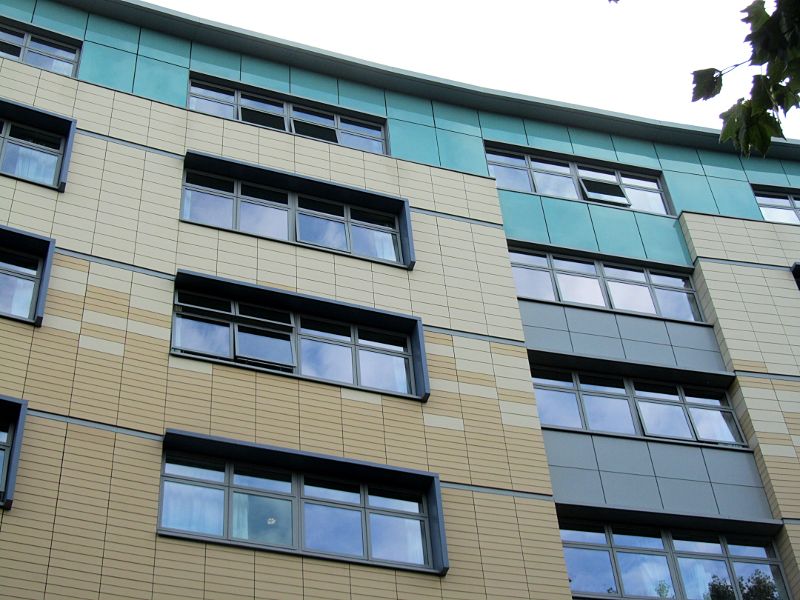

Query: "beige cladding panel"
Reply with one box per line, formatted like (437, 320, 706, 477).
(0, 416, 569, 600)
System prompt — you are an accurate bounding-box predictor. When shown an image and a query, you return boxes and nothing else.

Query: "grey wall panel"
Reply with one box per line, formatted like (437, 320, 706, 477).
(601, 472, 663, 510)
(713, 483, 773, 520)
(617, 315, 671, 344)
(523, 326, 573, 353)
(673, 347, 727, 372)
(565, 307, 620, 337)
(594, 437, 654, 476)
(648, 443, 709, 481)
(570, 332, 625, 359)
(703, 449, 763, 486)
(658, 478, 717, 514)
(666, 322, 720, 352)
(621, 340, 677, 367)
(549, 466, 605, 505)
(542, 430, 598, 469)
(519, 301, 567, 330)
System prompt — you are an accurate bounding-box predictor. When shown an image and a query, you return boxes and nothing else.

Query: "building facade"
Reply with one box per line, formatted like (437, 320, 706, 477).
(0, 1, 798, 599)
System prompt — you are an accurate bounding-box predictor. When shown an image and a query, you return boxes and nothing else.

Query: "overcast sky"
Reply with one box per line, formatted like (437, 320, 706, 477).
(148, 0, 800, 140)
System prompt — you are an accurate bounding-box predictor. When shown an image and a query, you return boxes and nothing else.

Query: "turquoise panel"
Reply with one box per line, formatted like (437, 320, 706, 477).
(499, 190, 549, 243)
(588, 204, 646, 259)
(133, 56, 188, 107)
(654, 144, 704, 175)
(569, 128, 616, 162)
(479, 112, 527, 145)
(611, 136, 660, 170)
(290, 68, 337, 104)
(241, 55, 289, 93)
(781, 160, 800, 187)
(78, 41, 135, 92)
(432, 101, 481, 136)
(338, 80, 385, 115)
(741, 156, 790, 186)
(191, 43, 240, 81)
(85, 14, 139, 52)
(0, 0, 35, 23)
(707, 177, 763, 220)
(524, 120, 573, 154)
(32, 0, 87, 39)
(634, 213, 691, 265)
(697, 150, 746, 181)
(385, 92, 433, 126)
(662, 171, 718, 215)
(542, 197, 598, 252)
(386, 119, 439, 166)
(435, 129, 488, 176)
(139, 28, 190, 67)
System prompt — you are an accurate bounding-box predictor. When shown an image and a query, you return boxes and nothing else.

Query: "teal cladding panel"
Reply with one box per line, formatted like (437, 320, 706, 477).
(479, 112, 527, 145)
(655, 144, 704, 175)
(707, 177, 763, 220)
(588, 204, 646, 259)
(241, 55, 289, 93)
(386, 119, 439, 166)
(634, 213, 691, 265)
(698, 150, 746, 181)
(436, 129, 487, 175)
(133, 55, 188, 106)
(741, 156, 790, 186)
(85, 14, 139, 52)
(78, 41, 135, 92)
(0, 0, 35, 22)
(32, 0, 86, 39)
(290, 68, 337, 104)
(524, 120, 573, 154)
(499, 190, 549, 244)
(612, 136, 660, 170)
(385, 92, 433, 126)
(542, 197, 597, 252)
(432, 101, 481, 136)
(781, 160, 800, 187)
(338, 80, 385, 115)
(139, 29, 190, 67)
(191, 43, 240, 81)
(663, 171, 718, 215)
(569, 127, 616, 162)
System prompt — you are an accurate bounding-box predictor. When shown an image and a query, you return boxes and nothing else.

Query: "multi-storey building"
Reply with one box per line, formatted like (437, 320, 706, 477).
(0, 1, 799, 598)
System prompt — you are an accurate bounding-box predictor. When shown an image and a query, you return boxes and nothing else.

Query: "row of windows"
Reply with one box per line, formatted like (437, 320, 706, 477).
(0, 23, 78, 76)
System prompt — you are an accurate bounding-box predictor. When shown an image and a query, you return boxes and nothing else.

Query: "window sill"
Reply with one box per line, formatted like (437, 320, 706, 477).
(0, 171, 60, 192)
(541, 425, 750, 452)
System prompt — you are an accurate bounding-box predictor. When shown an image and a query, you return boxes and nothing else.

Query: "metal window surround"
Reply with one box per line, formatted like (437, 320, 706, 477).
(0, 21, 80, 77)
(0, 395, 28, 510)
(0, 223, 56, 326)
(0, 98, 76, 192)
(161, 429, 448, 575)
(172, 270, 430, 401)
(183, 151, 415, 269)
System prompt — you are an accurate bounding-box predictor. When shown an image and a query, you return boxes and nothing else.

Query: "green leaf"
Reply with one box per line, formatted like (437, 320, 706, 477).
(742, 0, 769, 30)
(692, 68, 723, 101)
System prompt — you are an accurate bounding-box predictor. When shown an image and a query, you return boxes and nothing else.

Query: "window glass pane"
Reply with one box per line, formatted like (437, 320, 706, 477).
(608, 281, 656, 314)
(293, 107, 335, 126)
(727, 539, 773, 559)
(626, 188, 666, 214)
(634, 382, 679, 400)
(689, 408, 740, 443)
(9, 125, 61, 149)
(760, 206, 800, 224)
(239, 202, 289, 240)
(531, 159, 571, 174)
(0, 40, 21, 58)
(369, 513, 425, 565)
(300, 319, 351, 341)
(351, 225, 398, 261)
(621, 175, 660, 190)
(0, 250, 39, 275)
(612, 528, 663, 549)
(733, 563, 788, 600)
(0, 420, 8, 444)
(240, 95, 283, 114)
(604, 266, 647, 282)
(174, 315, 231, 357)
(0, 272, 34, 318)
(358, 349, 409, 394)
(509, 252, 548, 268)
(563, 547, 617, 594)
(161, 480, 224, 536)
(298, 213, 348, 251)
(165, 456, 225, 482)
(512, 267, 555, 301)
(25, 51, 73, 75)
(678, 557, 733, 600)
(236, 327, 293, 366)
(651, 273, 691, 288)
(182, 189, 233, 229)
(190, 82, 234, 102)
(1, 142, 58, 185)
(486, 151, 526, 166)
(241, 185, 288, 204)
(553, 258, 597, 274)
(579, 375, 625, 394)
(0, 27, 24, 44)
(579, 167, 617, 182)
(583, 394, 635, 434)
(358, 330, 406, 352)
(532, 171, 579, 199)
(617, 552, 674, 598)
(351, 209, 395, 228)
(368, 489, 421, 513)
(241, 108, 286, 130)
(185, 172, 234, 192)
(188, 96, 235, 119)
(673, 534, 722, 554)
(304, 479, 360, 503)
(233, 467, 292, 493)
(684, 389, 726, 406)
(299, 338, 354, 384)
(561, 525, 606, 544)
(303, 503, 364, 556)
(532, 369, 574, 388)
(639, 401, 692, 438)
(583, 179, 628, 204)
(556, 273, 605, 306)
(299, 198, 344, 216)
(293, 120, 338, 143)
(655, 288, 702, 321)
(176, 292, 232, 312)
(756, 194, 790, 206)
(339, 132, 383, 153)
(488, 163, 532, 192)
(536, 389, 582, 428)
(340, 119, 382, 136)
(232, 492, 293, 546)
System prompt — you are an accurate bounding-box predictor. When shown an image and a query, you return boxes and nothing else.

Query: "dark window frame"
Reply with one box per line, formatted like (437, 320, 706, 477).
(0, 223, 56, 326)
(0, 21, 80, 77)
(0, 395, 27, 510)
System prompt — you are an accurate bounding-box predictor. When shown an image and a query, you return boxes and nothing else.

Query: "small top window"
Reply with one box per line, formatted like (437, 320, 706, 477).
(0, 24, 78, 76)
(755, 191, 800, 225)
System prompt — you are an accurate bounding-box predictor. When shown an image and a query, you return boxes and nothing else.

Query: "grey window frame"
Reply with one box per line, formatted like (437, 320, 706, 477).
(486, 149, 670, 215)
(533, 370, 745, 447)
(754, 190, 800, 225)
(0, 223, 55, 326)
(511, 250, 703, 323)
(0, 119, 65, 189)
(0, 23, 79, 77)
(560, 523, 790, 600)
(187, 80, 386, 154)
(0, 418, 12, 497)
(0, 395, 27, 509)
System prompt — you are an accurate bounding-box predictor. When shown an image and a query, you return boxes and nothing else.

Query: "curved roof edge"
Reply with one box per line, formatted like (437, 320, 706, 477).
(62, 0, 800, 160)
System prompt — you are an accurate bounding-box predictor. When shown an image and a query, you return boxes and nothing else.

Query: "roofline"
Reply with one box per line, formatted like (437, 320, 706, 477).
(61, 0, 800, 160)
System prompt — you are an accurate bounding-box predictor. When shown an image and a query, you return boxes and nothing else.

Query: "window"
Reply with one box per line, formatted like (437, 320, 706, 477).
(486, 149, 668, 214)
(159, 430, 449, 574)
(511, 251, 702, 322)
(171, 271, 430, 400)
(0, 395, 27, 509)
(755, 191, 800, 225)
(561, 523, 789, 600)
(0, 24, 78, 76)
(188, 81, 385, 154)
(533, 369, 743, 445)
(0, 224, 55, 326)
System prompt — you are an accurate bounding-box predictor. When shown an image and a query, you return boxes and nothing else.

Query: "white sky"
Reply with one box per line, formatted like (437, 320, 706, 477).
(147, 0, 800, 140)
